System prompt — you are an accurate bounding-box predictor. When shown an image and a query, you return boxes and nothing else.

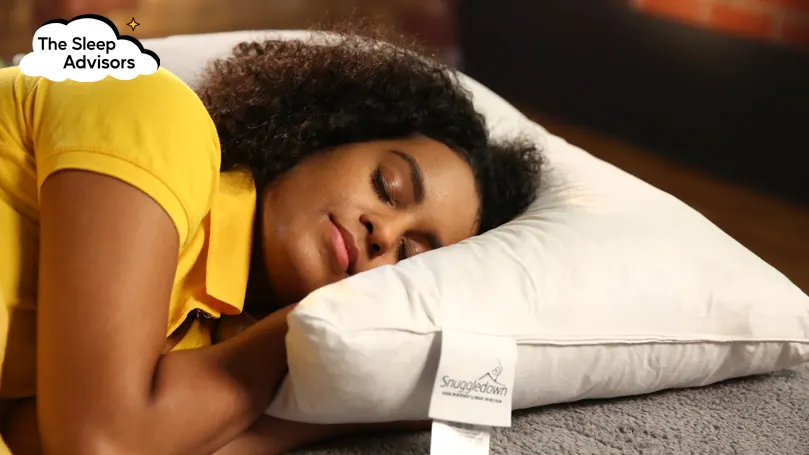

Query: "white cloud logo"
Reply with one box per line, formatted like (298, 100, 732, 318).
(19, 14, 159, 83)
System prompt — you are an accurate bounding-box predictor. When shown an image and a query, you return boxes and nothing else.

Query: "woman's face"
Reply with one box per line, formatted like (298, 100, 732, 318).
(259, 136, 479, 305)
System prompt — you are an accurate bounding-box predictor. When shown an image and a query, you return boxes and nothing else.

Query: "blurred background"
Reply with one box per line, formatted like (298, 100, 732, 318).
(1, 0, 808, 290)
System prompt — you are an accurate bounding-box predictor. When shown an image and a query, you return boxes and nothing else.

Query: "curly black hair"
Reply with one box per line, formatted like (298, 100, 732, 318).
(195, 31, 543, 234)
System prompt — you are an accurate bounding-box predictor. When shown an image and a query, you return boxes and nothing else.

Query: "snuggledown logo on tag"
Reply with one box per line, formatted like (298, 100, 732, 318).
(439, 359, 508, 403)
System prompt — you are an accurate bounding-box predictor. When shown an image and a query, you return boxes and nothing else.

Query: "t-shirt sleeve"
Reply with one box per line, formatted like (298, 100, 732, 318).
(27, 68, 220, 246)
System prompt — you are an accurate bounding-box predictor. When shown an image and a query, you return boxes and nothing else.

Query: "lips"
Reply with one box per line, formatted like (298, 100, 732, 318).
(328, 215, 359, 274)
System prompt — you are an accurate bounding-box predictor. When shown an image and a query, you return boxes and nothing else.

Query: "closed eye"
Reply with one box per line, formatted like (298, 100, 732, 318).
(399, 233, 441, 261)
(372, 168, 394, 205)
(397, 238, 415, 261)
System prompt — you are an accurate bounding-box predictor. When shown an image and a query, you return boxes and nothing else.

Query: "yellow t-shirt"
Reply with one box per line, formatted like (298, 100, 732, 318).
(0, 67, 257, 400)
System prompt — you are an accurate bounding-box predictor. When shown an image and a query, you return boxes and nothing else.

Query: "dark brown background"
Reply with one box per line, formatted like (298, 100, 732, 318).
(458, 0, 808, 292)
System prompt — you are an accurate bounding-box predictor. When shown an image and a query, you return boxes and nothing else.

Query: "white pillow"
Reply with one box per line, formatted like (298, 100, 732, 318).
(142, 31, 809, 424)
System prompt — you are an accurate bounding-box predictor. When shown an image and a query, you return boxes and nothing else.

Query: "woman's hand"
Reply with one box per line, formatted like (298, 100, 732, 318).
(35, 170, 294, 455)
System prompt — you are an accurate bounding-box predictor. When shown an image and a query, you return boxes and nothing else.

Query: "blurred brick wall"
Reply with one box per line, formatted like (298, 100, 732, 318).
(0, 0, 35, 60)
(630, 0, 809, 47)
(363, 0, 460, 64)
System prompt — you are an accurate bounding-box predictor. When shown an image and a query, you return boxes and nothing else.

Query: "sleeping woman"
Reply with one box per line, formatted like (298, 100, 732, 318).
(0, 32, 542, 454)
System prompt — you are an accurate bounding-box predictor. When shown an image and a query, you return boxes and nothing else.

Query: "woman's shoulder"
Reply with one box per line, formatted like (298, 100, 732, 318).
(31, 68, 222, 245)
(89, 67, 201, 105)
(35, 67, 209, 121)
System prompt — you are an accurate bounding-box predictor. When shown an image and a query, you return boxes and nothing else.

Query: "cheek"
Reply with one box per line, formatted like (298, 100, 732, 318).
(258, 188, 311, 302)
(260, 189, 344, 301)
(305, 152, 379, 202)
(431, 194, 481, 243)
(446, 210, 480, 244)
(259, 212, 317, 303)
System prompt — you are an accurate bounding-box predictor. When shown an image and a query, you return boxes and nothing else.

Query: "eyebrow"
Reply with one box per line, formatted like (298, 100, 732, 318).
(391, 150, 425, 204)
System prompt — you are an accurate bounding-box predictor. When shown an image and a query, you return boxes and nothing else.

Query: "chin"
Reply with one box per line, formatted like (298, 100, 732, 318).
(269, 255, 330, 306)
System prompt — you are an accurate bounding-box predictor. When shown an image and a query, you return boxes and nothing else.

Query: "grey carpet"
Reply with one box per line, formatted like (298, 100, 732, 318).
(292, 362, 809, 454)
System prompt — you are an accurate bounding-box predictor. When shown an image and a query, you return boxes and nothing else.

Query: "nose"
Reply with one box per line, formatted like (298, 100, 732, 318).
(359, 213, 405, 267)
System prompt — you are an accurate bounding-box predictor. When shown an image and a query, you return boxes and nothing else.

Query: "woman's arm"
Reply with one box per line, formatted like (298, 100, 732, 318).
(214, 416, 431, 455)
(36, 170, 291, 455)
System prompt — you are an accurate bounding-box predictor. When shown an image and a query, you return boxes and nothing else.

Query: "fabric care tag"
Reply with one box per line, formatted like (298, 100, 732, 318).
(430, 420, 491, 455)
(428, 330, 518, 427)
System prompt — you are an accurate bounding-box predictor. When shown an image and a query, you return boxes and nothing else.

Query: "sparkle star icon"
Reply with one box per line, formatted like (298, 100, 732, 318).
(126, 18, 140, 31)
